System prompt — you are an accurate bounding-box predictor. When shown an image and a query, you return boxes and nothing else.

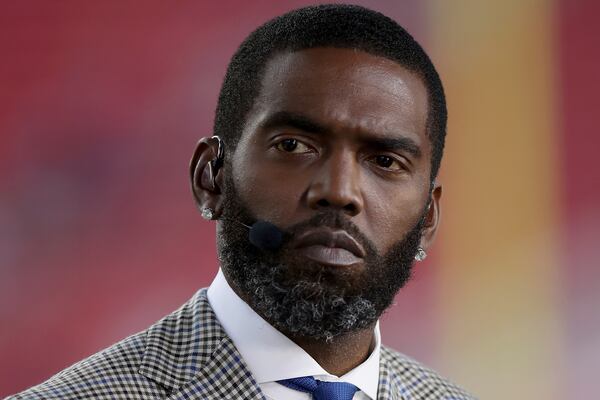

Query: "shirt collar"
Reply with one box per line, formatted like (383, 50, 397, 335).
(207, 269, 381, 399)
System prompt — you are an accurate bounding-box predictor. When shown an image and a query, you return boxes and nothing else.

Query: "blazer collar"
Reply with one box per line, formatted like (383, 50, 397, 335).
(138, 289, 265, 399)
(377, 354, 400, 400)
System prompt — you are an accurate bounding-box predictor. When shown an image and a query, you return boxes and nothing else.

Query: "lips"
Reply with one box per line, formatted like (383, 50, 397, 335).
(292, 228, 366, 267)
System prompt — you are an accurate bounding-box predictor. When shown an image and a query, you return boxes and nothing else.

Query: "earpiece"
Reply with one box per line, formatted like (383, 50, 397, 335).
(207, 135, 225, 189)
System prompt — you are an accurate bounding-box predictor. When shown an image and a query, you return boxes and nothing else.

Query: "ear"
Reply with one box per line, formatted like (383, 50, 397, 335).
(190, 136, 225, 218)
(418, 183, 442, 252)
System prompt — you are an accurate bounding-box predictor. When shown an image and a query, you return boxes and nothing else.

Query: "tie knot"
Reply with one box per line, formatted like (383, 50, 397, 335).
(278, 376, 359, 400)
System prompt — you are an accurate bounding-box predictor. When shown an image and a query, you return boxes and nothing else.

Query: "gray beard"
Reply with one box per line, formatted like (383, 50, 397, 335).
(217, 174, 426, 342)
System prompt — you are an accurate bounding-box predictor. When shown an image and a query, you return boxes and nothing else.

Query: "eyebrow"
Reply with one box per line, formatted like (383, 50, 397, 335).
(261, 111, 328, 135)
(260, 110, 422, 159)
(368, 136, 422, 159)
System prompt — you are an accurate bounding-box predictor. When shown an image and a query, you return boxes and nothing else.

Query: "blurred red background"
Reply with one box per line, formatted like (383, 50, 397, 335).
(1, 1, 599, 399)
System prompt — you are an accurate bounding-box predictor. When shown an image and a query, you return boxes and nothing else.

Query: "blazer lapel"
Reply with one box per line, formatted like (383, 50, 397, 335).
(138, 289, 265, 400)
(378, 355, 400, 400)
(378, 347, 455, 400)
(166, 334, 265, 400)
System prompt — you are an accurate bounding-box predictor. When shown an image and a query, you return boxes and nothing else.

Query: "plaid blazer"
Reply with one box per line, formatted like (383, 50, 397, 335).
(7, 289, 476, 400)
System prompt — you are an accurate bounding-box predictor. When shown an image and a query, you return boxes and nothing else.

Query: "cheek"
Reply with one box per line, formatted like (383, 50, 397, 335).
(232, 156, 305, 223)
(361, 181, 425, 254)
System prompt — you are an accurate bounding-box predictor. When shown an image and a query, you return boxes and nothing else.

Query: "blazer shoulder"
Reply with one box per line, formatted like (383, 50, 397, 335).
(380, 345, 478, 400)
(7, 321, 165, 399)
(7, 289, 217, 400)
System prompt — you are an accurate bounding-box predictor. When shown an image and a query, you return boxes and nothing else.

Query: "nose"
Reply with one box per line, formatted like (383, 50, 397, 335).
(305, 149, 364, 216)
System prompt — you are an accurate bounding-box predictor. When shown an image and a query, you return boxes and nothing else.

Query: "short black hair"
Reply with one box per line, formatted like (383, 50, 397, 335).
(214, 4, 447, 181)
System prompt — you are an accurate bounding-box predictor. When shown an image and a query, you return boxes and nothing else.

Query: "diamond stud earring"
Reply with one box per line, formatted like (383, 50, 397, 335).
(201, 207, 215, 220)
(415, 247, 427, 262)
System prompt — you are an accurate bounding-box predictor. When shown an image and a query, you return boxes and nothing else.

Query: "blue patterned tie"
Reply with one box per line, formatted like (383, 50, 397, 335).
(278, 376, 359, 400)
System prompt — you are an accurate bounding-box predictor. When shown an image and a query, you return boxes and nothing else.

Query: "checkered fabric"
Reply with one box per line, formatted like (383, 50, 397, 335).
(6, 289, 477, 400)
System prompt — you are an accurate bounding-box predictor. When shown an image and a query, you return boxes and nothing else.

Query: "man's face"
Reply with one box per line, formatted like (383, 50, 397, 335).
(217, 47, 436, 340)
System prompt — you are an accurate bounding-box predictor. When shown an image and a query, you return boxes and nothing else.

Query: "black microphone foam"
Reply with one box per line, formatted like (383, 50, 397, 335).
(249, 220, 283, 251)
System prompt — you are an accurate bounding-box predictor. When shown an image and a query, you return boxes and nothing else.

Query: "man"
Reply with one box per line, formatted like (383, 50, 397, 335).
(8, 4, 475, 400)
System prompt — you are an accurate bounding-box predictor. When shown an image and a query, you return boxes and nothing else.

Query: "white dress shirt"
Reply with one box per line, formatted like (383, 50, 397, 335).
(207, 269, 380, 400)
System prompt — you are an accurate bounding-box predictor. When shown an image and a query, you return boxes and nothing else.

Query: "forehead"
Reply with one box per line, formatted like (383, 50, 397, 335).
(248, 47, 429, 146)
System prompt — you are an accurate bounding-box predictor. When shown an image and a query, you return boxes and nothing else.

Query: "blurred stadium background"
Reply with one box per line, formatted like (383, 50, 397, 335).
(1, 1, 598, 398)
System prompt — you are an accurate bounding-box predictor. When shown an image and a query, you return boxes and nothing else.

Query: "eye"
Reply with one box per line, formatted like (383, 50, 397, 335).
(370, 154, 405, 172)
(274, 138, 312, 154)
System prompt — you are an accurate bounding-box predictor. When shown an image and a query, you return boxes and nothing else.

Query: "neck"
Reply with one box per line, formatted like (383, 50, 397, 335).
(290, 326, 376, 376)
